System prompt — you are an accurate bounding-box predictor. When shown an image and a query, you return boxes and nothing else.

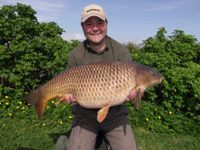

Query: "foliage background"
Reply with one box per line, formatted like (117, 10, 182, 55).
(0, 3, 200, 138)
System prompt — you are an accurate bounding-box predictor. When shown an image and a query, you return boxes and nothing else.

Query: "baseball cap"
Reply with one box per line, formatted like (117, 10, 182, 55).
(81, 4, 106, 22)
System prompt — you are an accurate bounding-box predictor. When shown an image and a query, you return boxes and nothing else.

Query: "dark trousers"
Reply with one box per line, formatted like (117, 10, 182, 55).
(67, 117, 137, 150)
(55, 118, 137, 150)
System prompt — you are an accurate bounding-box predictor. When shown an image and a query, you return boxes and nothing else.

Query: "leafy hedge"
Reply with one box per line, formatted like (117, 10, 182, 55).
(128, 27, 200, 135)
(0, 3, 78, 120)
(0, 3, 79, 97)
(0, 4, 199, 135)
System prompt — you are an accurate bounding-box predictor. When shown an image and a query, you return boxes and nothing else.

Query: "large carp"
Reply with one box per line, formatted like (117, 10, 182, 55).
(25, 61, 164, 122)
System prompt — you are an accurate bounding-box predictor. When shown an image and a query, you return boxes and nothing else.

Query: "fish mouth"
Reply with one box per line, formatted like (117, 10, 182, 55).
(151, 77, 164, 87)
(156, 78, 164, 84)
(159, 76, 164, 83)
(157, 74, 164, 84)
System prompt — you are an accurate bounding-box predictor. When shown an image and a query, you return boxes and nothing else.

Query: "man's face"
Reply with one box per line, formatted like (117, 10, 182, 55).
(82, 16, 107, 44)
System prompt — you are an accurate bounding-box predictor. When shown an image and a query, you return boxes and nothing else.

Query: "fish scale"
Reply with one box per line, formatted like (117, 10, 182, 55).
(68, 62, 135, 108)
(25, 61, 164, 122)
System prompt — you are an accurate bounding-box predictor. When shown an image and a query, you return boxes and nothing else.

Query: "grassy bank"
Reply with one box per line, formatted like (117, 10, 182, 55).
(0, 116, 199, 150)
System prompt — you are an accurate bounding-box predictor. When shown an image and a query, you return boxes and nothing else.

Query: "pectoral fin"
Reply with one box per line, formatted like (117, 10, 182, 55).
(97, 104, 110, 123)
(134, 89, 142, 110)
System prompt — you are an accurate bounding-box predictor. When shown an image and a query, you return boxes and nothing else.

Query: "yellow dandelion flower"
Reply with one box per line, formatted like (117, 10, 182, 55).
(18, 101, 22, 105)
(145, 118, 149, 122)
(59, 121, 63, 124)
(42, 123, 46, 126)
(158, 116, 161, 119)
(68, 115, 72, 119)
(169, 111, 172, 115)
(8, 113, 12, 116)
(5, 96, 9, 99)
(5, 102, 10, 105)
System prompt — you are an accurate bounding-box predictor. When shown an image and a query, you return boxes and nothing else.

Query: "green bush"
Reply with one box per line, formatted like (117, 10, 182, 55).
(0, 3, 78, 119)
(0, 4, 77, 90)
(128, 27, 200, 135)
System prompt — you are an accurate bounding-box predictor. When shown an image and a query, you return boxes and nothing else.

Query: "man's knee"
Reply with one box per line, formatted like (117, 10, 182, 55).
(55, 135, 68, 150)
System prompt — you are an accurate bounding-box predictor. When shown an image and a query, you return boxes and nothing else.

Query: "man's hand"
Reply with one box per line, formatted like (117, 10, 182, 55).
(55, 94, 76, 105)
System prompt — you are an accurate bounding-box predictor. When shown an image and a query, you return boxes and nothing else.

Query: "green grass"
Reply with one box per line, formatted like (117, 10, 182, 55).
(0, 116, 71, 150)
(0, 116, 199, 150)
(134, 128, 200, 150)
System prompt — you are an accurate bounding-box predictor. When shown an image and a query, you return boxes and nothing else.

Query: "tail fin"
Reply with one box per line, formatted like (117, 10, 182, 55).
(25, 89, 40, 105)
(25, 88, 47, 118)
(34, 98, 48, 118)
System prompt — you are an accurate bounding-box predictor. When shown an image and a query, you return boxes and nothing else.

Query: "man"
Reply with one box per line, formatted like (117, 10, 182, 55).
(56, 4, 137, 150)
